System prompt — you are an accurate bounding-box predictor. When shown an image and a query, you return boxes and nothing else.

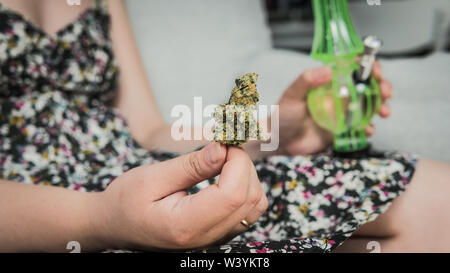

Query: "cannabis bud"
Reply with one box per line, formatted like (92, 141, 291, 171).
(213, 73, 265, 146)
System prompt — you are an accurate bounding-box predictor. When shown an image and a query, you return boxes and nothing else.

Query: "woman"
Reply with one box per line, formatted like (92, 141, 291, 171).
(0, 0, 449, 253)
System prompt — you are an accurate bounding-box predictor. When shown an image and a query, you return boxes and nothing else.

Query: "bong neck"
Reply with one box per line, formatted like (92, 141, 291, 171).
(311, 0, 363, 62)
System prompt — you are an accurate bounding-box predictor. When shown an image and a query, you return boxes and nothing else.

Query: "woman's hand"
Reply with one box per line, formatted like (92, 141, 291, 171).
(91, 142, 268, 251)
(276, 61, 393, 155)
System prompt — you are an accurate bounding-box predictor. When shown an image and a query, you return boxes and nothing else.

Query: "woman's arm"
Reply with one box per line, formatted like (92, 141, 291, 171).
(0, 180, 105, 252)
(0, 143, 267, 252)
(108, 0, 209, 154)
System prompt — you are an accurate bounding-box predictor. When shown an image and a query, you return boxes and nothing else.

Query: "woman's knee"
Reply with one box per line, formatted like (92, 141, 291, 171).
(356, 159, 450, 239)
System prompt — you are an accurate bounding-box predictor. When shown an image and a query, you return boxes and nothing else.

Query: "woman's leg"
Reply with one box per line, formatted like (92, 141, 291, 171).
(335, 159, 450, 252)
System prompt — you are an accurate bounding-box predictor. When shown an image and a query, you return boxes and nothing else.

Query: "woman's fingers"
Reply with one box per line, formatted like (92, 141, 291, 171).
(205, 165, 268, 243)
(283, 66, 333, 101)
(373, 60, 393, 108)
(241, 167, 269, 229)
(211, 193, 269, 247)
(370, 61, 392, 121)
(165, 147, 254, 246)
(379, 79, 393, 100)
(365, 124, 375, 137)
(202, 169, 262, 244)
(372, 60, 383, 81)
(227, 190, 268, 238)
(378, 103, 391, 118)
(283, 62, 389, 103)
(143, 142, 227, 199)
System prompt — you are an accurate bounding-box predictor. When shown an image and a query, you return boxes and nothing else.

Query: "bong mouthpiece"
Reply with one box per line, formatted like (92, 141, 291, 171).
(357, 36, 382, 81)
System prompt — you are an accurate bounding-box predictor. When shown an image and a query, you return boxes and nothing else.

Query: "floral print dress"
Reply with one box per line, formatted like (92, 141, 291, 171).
(0, 1, 417, 253)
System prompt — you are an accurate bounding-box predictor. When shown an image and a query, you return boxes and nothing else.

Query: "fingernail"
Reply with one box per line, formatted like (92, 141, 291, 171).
(205, 142, 221, 164)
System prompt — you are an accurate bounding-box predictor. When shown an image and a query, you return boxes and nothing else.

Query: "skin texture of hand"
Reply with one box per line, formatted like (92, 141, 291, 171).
(93, 142, 268, 251)
(276, 61, 393, 155)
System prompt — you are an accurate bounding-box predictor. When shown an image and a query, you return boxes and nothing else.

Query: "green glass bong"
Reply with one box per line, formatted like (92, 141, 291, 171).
(307, 0, 382, 156)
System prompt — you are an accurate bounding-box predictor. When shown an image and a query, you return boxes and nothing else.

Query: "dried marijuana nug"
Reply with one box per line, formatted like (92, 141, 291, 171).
(213, 73, 265, 146)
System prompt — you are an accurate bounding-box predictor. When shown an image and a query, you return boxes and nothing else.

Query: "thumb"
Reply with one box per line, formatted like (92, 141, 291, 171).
(150, 142, 227, 198)
(283, 66, 333, 101)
